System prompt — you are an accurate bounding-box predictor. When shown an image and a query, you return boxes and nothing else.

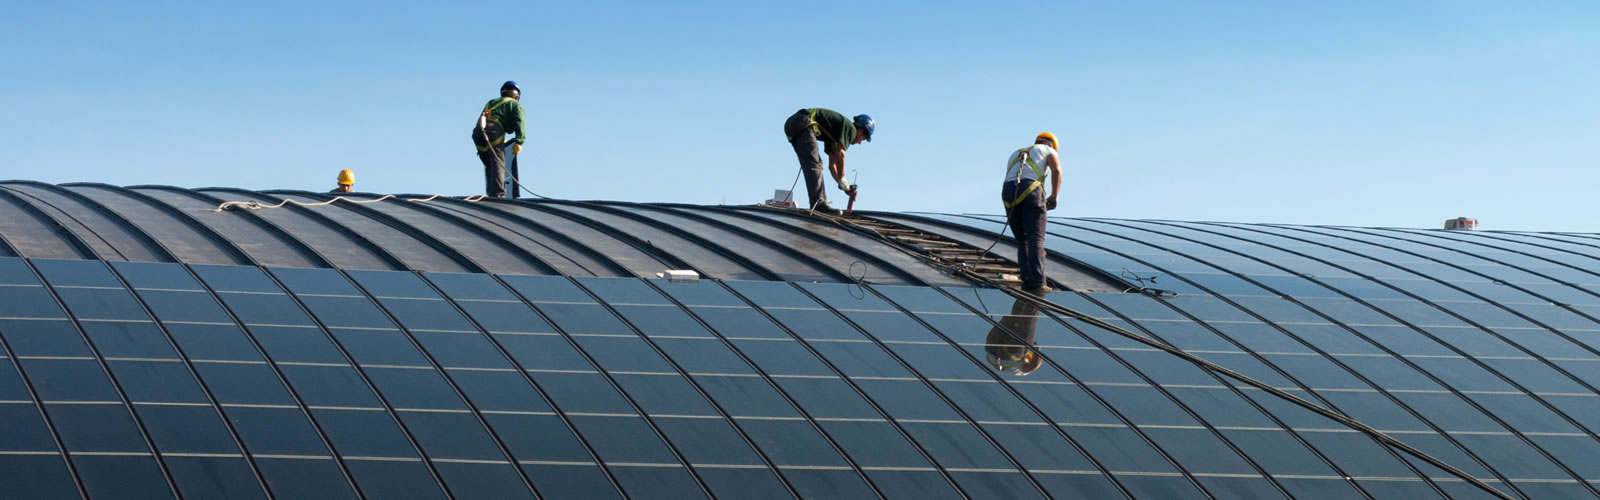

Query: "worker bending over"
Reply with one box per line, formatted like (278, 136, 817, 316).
(1002, 132, 1063, 294)
(472, 81, 527, 198)
(330, 169, 355, 193)
(783, 108, 874, 215)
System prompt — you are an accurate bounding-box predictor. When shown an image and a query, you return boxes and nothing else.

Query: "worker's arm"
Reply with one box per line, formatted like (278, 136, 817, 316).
(510, 101, 529, 145)
(827, 144, 854, 192)
(1046, 153, 1062, 210)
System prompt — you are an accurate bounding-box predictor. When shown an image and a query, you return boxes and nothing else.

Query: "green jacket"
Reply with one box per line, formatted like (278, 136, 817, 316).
(482, 97, 527, 145)
(809, 108, 857, 151)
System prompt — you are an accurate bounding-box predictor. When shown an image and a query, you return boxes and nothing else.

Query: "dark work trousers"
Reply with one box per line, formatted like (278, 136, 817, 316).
(783, 109, 828, 209)
(473, 122, 508, 198)
(985, 296, 1041, 361)
(1002, 180, 1048, 288)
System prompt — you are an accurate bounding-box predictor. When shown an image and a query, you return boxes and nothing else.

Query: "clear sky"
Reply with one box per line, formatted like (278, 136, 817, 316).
(3, 1, 1596, 231)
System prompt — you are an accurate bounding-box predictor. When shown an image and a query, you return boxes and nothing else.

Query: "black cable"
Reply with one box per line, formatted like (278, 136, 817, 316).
(847, 260, 869, 300)
(502, 153, 551, 200)
(807, 208, 1514, 499)
(952, 267, 1516, 500)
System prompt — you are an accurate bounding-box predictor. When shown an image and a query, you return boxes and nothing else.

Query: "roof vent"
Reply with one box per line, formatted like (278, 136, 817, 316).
(1444, 217, 1479, 231)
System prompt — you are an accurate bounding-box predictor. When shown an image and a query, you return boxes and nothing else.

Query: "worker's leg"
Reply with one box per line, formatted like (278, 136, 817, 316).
(1024, 196, 1049, 285)
(480, 147, 506, 198)
(1003, 181, 1047, 288)
(475, 123, 507, 198)
(473, 123, 505, 197)
(784, 110, 827, 209)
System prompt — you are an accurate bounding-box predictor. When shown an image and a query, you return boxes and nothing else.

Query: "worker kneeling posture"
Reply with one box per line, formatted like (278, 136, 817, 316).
(783, 108, 873, 215)
(472, 81, 527, 198)
(1002, 132, 1063, 294)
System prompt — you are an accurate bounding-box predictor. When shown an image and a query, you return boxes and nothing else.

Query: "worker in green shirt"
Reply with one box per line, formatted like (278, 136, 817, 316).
(783, 108, 874, 215)
(472, 81, 527, 198)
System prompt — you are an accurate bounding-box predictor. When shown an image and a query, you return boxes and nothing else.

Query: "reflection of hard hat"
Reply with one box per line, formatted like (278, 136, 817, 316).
(987, 349, 1042, 376)
(1036, 132, 1058, 150)
(337, 169, 355, 185)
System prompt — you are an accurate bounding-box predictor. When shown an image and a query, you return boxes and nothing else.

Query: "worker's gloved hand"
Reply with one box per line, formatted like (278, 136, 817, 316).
(1046, 196, 1058, 211)
(837, 180, 854, 193)
(512, 144, 523, 155)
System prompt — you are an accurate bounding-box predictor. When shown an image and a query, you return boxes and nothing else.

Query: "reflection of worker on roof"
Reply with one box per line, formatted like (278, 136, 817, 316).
(472, 80, 527, 198)
(986, 296, 1044, 376)
(783, 108, 874, 215)
(1002, 132, 1063, 295)
(330, 169, 355, 193)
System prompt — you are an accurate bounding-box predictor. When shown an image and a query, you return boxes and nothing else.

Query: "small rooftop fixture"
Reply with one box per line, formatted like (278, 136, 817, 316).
(1444, 217, 1479, 230)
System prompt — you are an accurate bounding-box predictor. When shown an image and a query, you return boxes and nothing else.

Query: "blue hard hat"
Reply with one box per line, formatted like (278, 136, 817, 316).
(853, 114, 875, 141)
(501, 80, 520, 92)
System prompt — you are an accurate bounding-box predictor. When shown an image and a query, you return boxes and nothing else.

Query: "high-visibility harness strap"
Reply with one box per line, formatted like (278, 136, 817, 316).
(476, 98, 516, 152)
(1003, 147, 1047, 209)
(787, 108, 840, 144)
(475, 130, 506, 152)
(483, 97, 514, 127)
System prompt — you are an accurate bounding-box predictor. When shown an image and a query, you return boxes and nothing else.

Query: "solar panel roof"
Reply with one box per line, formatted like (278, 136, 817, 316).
(1, 182, 1598, 499)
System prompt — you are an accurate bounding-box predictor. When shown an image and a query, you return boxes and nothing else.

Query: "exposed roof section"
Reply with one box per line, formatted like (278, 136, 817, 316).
(0, 182, 1138, 291)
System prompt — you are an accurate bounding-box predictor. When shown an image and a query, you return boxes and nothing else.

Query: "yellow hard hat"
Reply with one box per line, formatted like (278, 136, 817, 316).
(337, 169, 355, 185)
(1035, 132, 1058, 150)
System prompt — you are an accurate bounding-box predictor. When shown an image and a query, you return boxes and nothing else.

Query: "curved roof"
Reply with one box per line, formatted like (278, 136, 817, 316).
(2, 181, 1600, 499)
(4, 182, 1088, 287)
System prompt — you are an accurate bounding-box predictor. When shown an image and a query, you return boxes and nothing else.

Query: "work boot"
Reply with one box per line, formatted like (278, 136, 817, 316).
(811, 201, 843, 216)
(1022, 284, 1054, 295)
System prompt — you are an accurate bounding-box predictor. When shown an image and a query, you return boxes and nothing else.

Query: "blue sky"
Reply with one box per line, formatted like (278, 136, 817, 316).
(3, 1, 1596, 231)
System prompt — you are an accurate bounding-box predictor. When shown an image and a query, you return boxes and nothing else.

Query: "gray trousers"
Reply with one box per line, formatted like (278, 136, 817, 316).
(784, 109, 828, 209)
(1002, 180, 1048, 288)
(473, 122, 507, 198)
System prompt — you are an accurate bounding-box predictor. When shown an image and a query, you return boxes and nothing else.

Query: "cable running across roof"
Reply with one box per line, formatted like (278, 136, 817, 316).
(814, 211, 1518, 499)
(960, 273, 1517, 500)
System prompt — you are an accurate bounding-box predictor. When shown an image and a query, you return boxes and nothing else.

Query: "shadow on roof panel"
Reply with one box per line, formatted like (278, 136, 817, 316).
(540, 202, 768, 281)
(0, 189, 89, 259)
(726, 206, 960, 285)
(479, 202, 673, 278)
(0, 181, 167, 262)
(878, 212, 1128, 293)
(710, 207, 981, 286)
(608, 203, 840, 283)
(196, 188, 401, 271)
(130, 186, 324, 269)
(264, 191, 473, 273)
(662, 205, 914, 285)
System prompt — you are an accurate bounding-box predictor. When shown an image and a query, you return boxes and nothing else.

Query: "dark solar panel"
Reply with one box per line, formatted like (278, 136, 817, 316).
(4, 199, 1600, 500)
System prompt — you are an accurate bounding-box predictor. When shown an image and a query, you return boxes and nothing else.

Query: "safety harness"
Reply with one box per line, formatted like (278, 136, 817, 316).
(787, 108, 842, 144)
(1003, 146, 1048, 209)
(475, 97, 516, 152)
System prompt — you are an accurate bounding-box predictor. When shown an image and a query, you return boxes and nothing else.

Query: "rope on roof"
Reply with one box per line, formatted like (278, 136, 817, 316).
(206, 193, 487, 212)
